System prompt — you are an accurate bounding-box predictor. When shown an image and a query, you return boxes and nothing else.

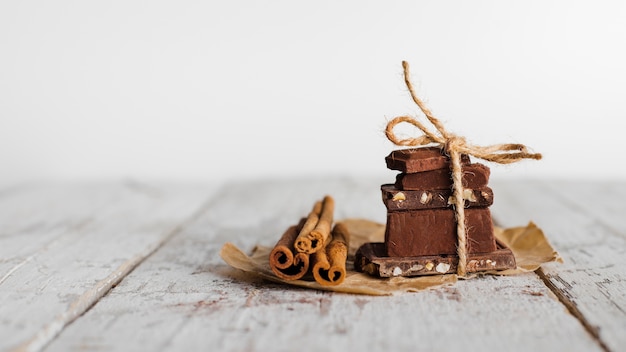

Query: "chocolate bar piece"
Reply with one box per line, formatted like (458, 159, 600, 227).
(395, 163, 490, 191)
(381, 184, 493, 211)
(386, 147, 470, 173)
(385, 208, 496, 257)
(355, 241, 516, 277)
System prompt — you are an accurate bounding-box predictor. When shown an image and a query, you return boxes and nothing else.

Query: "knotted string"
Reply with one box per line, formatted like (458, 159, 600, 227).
(386, 61, 542, 276)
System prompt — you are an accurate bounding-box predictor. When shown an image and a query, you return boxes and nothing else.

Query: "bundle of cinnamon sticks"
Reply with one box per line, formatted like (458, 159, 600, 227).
(269, 195, 350, 286)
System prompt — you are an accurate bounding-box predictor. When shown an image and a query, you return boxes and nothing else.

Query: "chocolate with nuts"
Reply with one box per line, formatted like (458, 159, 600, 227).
(355, 241, 516, 277)
(381, 184, 493, 211)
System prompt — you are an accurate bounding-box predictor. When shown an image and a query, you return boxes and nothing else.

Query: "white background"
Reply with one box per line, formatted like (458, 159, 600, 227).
(1, 1, 625, 185)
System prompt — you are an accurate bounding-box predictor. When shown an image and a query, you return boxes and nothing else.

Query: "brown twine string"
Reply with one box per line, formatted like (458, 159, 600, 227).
(385, 61, 542, 277)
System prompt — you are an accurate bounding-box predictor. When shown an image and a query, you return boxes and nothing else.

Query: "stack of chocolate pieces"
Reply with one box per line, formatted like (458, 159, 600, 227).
(355, 147, 516, 277)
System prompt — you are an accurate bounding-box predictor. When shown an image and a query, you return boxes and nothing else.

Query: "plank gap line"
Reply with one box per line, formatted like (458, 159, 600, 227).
(12, 196, 216, 352)
(536, 268, 611, 352)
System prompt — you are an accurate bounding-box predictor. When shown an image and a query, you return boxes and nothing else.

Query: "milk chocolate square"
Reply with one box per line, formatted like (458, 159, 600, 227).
(385, 147, 470, 173)
(395, 163, 490, 191)
(381, 184, 494, 211)
(385, 208, 497, 257)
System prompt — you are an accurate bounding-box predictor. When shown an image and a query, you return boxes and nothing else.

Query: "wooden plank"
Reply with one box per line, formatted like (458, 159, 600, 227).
(45, 179, 601, 352)
(0, 181, 215, 352)
(491, 179, 626, 352)
(0, 183, 135, 283)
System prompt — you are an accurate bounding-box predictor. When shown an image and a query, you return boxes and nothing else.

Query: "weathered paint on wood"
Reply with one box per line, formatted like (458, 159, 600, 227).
(0, 181, 215, 352)
(491, 179, 626, 352)
(2, 179, 624, 351)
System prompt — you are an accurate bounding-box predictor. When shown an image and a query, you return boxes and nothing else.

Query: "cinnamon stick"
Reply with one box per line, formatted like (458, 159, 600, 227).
(269, 219, 310, 280)
(311, 222, 350, 286)
(294, 200, 323, 253)
(295, 196, 334, 254)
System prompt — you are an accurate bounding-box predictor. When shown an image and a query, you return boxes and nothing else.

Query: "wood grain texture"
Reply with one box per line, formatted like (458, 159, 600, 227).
(491, 179, 626, 352)
(0, 181, 215, 352)
(39, 179, 603, 352)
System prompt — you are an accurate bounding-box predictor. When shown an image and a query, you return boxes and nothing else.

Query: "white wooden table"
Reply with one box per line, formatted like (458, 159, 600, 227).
(1, 179, 624, 352)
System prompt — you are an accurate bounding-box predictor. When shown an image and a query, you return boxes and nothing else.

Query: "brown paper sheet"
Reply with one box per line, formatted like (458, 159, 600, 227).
(219, 219, 561, 295)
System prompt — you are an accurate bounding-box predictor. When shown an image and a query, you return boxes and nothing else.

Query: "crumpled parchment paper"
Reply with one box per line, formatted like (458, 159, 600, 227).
(220, 219, 561, 295)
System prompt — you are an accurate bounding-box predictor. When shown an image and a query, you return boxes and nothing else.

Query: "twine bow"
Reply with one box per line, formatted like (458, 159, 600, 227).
(386, 61, 542, 276)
